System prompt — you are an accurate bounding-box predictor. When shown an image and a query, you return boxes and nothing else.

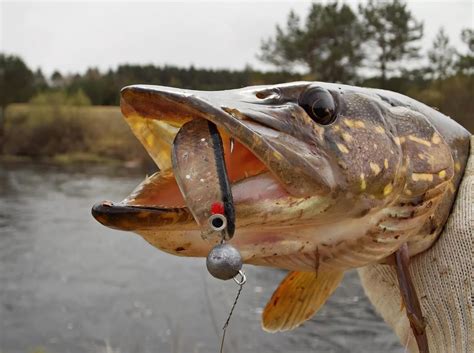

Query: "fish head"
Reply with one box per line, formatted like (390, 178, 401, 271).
(92, 82, 453, 270)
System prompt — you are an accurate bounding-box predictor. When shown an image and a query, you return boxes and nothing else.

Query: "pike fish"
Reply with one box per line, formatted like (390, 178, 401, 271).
(92, 82, 471, 352)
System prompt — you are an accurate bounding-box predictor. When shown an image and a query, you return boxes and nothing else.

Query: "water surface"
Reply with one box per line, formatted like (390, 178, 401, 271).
(0, 163, 404, 353)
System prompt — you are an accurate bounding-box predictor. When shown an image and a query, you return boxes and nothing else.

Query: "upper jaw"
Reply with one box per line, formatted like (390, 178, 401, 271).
(120, 84, 341, 196)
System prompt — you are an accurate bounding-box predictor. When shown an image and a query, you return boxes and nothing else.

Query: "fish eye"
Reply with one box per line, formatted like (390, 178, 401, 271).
(298, 86, 337, 125)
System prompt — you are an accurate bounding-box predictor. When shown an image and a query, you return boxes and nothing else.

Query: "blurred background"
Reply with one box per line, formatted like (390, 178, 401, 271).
(0, 1, 472, 353)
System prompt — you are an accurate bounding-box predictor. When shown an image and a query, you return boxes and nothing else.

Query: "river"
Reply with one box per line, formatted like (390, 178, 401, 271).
(0, 163, 404, 353)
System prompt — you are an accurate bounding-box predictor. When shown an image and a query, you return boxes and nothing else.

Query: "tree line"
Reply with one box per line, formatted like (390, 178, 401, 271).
(1, 0, 473, 126)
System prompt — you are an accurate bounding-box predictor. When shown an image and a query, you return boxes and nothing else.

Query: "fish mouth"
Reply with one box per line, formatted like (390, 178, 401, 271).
(92, 84, 336, 234)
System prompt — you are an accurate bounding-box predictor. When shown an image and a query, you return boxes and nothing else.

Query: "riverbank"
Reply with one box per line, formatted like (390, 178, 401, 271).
(1, 104, 152, 169)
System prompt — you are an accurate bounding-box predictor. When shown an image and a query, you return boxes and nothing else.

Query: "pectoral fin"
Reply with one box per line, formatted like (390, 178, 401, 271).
(262, 270, 344, 332)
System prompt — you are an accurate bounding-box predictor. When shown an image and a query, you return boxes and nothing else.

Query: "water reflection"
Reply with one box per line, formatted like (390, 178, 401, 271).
(0, 163, 403, 353)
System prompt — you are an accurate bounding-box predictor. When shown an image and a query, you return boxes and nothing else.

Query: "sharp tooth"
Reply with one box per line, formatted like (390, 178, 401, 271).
(230, 137, 235, 154)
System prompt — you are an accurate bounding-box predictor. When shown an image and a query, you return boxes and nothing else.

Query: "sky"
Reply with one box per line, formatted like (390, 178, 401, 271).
(1, 0, 473, 76)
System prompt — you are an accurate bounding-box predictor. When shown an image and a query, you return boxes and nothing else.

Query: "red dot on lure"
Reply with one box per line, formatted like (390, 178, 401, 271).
(211, 202, 225, 215)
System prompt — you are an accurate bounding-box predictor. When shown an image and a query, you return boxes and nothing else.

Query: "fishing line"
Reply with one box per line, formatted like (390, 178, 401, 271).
(219, 270, 246, 353)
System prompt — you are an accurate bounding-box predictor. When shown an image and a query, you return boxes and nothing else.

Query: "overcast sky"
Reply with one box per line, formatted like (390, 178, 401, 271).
(1, 0, 473, 76)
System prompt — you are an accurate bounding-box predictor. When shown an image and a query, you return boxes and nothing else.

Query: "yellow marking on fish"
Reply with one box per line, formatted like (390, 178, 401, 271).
(343, 119, 365, 129)
(438, 170, 446, 179)
(338, 160, 348, 170)
(343, 119, 354, 128)
(431, 133, 441, 144)
(383, 183, 393, 196)
(370, 162, 381, 176)
(360, 173, 366, 191)
(375, 126, 385, 134)
(337, 143, 349, 154)
(418, 153, 425, 160)
(448, 182, 455, 193)
(454, 162, 461, 172)
(273, 151, 283, 160)
(354, 120, 365, 128)
(412, 173, 434, 182)
(404, 188, 413, 196)
(384, 159, 389, 169)
(394, 137, 406, 145)
(341, 132, 353, 143)
(408, 135, 431, 147)
(332, 125, 341, 132)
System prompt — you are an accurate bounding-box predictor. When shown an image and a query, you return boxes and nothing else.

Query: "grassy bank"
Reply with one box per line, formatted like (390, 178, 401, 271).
(1, 104, 152, 167)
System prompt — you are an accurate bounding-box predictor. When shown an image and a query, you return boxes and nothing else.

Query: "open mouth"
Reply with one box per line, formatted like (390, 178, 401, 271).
(92, 85, 333, 234)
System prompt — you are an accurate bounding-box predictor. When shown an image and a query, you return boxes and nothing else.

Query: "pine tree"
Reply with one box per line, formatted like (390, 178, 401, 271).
(427, 28, 457, 80)
(258, 1, 364, 83)
(359, 0, 423, 87)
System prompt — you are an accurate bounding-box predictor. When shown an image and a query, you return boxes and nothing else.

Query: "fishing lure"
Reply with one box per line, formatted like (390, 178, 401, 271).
(172, 118, 245, 352)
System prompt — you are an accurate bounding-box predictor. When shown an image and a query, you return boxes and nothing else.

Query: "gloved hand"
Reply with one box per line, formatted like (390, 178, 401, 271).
(358, 136, 473, 353)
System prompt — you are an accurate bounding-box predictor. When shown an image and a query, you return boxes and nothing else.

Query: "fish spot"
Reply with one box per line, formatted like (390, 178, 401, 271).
(375, 126, 385, 134)
(438, 170, 446, 179)
(360, 173, 366, 191)
(341, 132, 353, 143)
(370, 162, 381, 176)
(404, 188, 412, 196)
(384, 159, 389, 169)
(408, 135, 431, 147)
(431, 133, 441, 144)
(454, 162, 461, 172)
(337, 143, 349, 154)
(273, 151, 283, 160)
(343, 119, 365, 128)
(394, 137, 405, 145)
(412, 173, 434, 182)
(338, 160, 348, 170)
(354, 120, 365, 128)
(383, 183, 393, 196)
(343, 119, 354, 128)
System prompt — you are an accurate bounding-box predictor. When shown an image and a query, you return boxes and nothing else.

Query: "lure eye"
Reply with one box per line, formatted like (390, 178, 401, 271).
(298, 86, 337, 125)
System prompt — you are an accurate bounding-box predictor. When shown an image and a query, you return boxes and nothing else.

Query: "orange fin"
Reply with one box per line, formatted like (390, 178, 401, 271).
(262, 270, 344, 332)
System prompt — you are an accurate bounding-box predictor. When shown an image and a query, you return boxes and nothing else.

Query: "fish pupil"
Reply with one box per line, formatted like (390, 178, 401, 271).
(298, 86, 337, 125)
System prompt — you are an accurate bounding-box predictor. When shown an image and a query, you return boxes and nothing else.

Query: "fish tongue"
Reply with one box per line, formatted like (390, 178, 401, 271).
(172, 118, 235, 241)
